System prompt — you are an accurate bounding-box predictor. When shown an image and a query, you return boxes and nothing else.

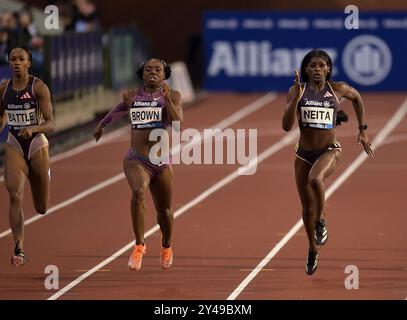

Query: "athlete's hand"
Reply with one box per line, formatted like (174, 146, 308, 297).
(18, 127, 35, 139)
(162, 82, 171, 99)
(357, 131, 374, 157)
(123, 90, 136, 107)
(93, 123, 104, 142)
(293, 70, 303, 100)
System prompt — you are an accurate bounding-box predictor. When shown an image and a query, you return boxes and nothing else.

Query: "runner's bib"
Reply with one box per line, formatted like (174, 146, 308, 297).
(6, 109, 38, 128)
(130, 104, 163, 129)
(300, 106, 334, 129)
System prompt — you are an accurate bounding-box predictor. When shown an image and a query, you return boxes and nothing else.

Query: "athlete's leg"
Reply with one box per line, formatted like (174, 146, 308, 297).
(123, 158, 151, 245)
(295, 157, 318, 252)
(28, 146, 50, 215)
(4, 145, 28, 253)
(149, 166, 174, 248)
(308, 149, 342, 221)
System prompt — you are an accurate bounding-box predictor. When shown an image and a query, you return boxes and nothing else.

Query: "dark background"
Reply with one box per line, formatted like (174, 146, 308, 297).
(28, 0, 407, 63)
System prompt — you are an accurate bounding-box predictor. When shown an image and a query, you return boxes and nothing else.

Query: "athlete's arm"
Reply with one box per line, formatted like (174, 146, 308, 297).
(18, 80, 54, 139)
(93, 90, 132, 142)
(333, 81, 374, 156)
(0, 80, 7, 132)
(163, 83, 183, 131)
(99, 100, 130, 127)
(24, 79, 55, 138)
(282, 70, 303, 132)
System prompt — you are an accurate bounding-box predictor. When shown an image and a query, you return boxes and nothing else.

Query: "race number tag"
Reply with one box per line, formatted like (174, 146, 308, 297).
(301, 106, 334, 129)
(130, 107, 163, 129)
(6, 109, 37, 127)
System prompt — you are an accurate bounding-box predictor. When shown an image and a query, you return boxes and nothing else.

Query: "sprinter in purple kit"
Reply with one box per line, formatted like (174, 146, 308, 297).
(93, 58, 183, 271)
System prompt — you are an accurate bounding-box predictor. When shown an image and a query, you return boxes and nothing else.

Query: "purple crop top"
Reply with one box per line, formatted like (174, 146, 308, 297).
(100, 86, 170, 130)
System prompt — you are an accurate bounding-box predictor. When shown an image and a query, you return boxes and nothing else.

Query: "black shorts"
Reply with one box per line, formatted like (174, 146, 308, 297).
(295, 140, 341, 166)
(7, 132, 48, 163)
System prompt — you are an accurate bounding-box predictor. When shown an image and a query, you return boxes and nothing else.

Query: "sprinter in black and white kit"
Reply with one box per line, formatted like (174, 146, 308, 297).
(282, 49, 374, 275)
(0, 47, 55, 267)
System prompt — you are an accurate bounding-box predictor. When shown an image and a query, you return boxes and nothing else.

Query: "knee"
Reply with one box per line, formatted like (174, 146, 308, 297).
(157, 208, 172, 217)
(131, 187, 148, 203)
(308, 175, 323, 189)
(33, 194, 49, 215)
(8, 191, 23, 206)
(35, 204, 48, 215)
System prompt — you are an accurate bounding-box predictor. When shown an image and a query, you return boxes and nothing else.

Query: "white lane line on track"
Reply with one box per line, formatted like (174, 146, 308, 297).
(227, 97, 407, 301)
(47, 129, 299, 300)
(0, 93, 278, 240)
(50, 127, 130, 163)
(0, 174, 125, 239)
(0, 126, 130, 183)
(382, 133, 407, 146)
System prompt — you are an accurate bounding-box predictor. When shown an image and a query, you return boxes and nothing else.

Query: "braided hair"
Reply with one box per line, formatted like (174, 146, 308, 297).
(300, 49, 332, 83)
(137, 59, 172, 80)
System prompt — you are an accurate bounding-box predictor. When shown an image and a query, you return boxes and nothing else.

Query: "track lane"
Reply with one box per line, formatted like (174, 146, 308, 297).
(55, 94, 407, 300)
(231, 94, 407, 300)
(0, 93, 269, 232)
(0, 93, 279, 299)
(0, 93, 404, 300)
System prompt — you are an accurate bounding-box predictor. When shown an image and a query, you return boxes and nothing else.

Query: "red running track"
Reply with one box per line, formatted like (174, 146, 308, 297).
(0, 92, 406, 300)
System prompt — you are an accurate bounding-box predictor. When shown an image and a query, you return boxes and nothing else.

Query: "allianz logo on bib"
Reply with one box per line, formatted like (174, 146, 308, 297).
(305, 100, 331, 108)
(133, 101, 159, 107)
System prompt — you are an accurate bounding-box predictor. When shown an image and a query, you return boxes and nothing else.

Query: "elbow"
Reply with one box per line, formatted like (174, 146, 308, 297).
(49, 120, 55, 133)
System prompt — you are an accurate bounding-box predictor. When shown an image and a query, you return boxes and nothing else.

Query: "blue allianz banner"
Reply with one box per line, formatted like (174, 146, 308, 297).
(203, 11, 407, 91)
(0, 66, 11, 142)
(0, 66, 11, 83)
(109, 27, 149, 90)
(46, 31, 103, 99)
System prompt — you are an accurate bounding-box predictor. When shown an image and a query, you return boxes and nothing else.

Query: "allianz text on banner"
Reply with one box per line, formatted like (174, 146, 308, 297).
(203, 11, 407, 92)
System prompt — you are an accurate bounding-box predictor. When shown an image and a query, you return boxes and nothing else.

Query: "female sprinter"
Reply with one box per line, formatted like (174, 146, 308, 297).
(93, 58, 183, 271)
(282, 49, 374, 275)
(0, 47, 54, 266)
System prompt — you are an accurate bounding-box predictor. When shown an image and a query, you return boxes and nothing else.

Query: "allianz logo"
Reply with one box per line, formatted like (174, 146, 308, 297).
(207, 41, 337, 77)
(342, 35, 392, 86)
(304, 100, 331, 108)
(207, 35, 392, 86)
